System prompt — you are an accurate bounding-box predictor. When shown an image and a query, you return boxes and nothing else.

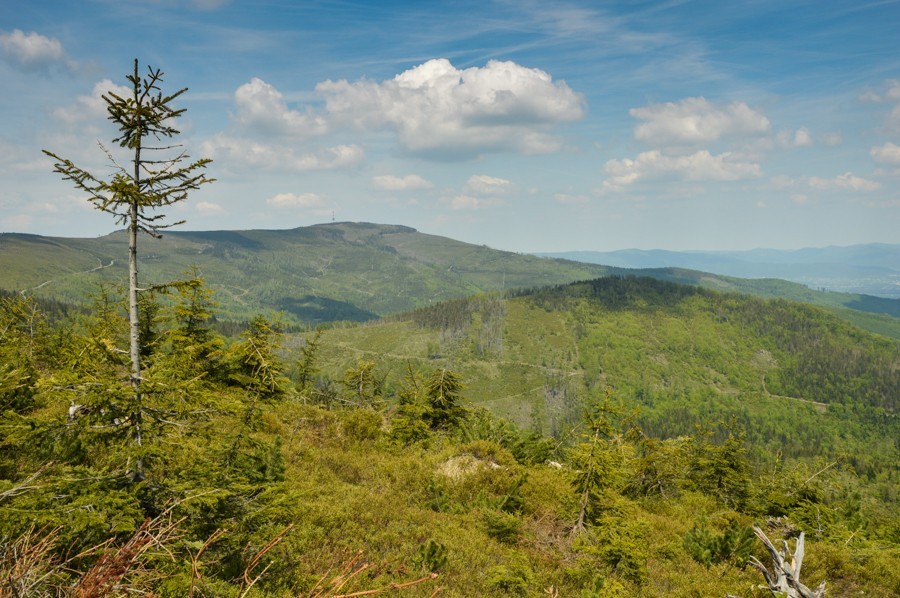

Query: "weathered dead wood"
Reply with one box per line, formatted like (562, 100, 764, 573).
(741, 524, 826, 598)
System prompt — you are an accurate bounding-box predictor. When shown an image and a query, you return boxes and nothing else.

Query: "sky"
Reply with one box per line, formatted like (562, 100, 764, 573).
(1, 0, 899, 252)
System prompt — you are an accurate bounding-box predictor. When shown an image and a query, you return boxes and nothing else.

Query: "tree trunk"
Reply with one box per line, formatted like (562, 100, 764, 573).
(129, 115, 144, 481)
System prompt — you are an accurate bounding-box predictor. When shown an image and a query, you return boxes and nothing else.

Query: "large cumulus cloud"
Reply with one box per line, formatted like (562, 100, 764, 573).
(316, 58, 585, 159)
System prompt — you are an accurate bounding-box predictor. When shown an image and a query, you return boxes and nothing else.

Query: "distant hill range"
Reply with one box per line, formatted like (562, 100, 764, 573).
(537, 244, 900, 299)
(1, 223, 898, 338)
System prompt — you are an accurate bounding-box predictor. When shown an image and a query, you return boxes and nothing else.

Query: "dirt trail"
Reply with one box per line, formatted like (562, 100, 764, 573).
(29, 258, 115, 291)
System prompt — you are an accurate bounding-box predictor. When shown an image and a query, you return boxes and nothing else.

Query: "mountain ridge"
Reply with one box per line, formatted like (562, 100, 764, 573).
(2, 223, 898, 337)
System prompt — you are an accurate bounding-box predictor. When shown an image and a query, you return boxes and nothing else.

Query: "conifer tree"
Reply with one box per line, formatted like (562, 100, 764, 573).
(227, 316, 289, 407)
(43, 59, 213, 479)
(168, 270, 223, 376)
(570, 388, 632, 534)
(424, 367, 465, 430)
(295, 329, 322, 393)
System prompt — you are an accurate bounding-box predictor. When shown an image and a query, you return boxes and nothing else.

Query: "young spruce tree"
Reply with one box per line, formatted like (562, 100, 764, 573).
(43, 60, 213, 479)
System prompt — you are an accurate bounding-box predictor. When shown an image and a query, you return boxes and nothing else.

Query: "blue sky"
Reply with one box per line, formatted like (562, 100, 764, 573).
(1, 0, 898, 252)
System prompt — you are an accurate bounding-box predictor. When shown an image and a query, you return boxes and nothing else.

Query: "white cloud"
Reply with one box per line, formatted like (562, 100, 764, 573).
(777, 127, 812, 148)
(871, 141, 900, 164)
(53, 79, 132, 124)
(771, 175, 799, 189)
(451, 195, 480, 210)
(371, 174, 433, 191)
(201, 135, 363, 172)
(821, 132, 842, 146)
(858, 90, 881, 103)
(195, 201, 225, 214)
(629, 97, 770, 145)
(602, 149, 762, 190)
(808, 172, 879, 192)
(888, 80, 900, 102)
(317, 58, 585, 158)
(449, 194, 504, 210)
(465, 174, 511, 195)
(233, 77, 328, 138)
(862, 81, 900, 132)
(889, 105, 900, 133)
(858, 80, 900, 103)
(266, 192, 326, 209)
(0, 29, 75, 72)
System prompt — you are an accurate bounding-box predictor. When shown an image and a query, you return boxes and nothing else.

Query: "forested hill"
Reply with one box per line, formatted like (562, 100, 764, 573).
(0, 223, 611, 322)
(313, 276, 898, 452)
(1, 223, 898, 338)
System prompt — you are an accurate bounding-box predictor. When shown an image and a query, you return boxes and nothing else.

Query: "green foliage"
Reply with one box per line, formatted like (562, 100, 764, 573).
(295, 328, 322, 392)
(570, 389, 632, 532)
(481, 508, 522, 543)
(424, 367, 465, 430)
(573, 507, 651, 586)
(167, 271, 224, 375)
(342, 359, 381, 408)
(226, 315, 290, 405)
(388, 365, 432, 445)
(625, 434, 691, 499)
(412, 538, 447, 573)
(683, 517, 755, 568)
(0, 295, 44, 415)
(459, 407, 556, 465)
(485, 556, 533, 595)
(341, 408, 383, 442)
(688, 419, 751, 508)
